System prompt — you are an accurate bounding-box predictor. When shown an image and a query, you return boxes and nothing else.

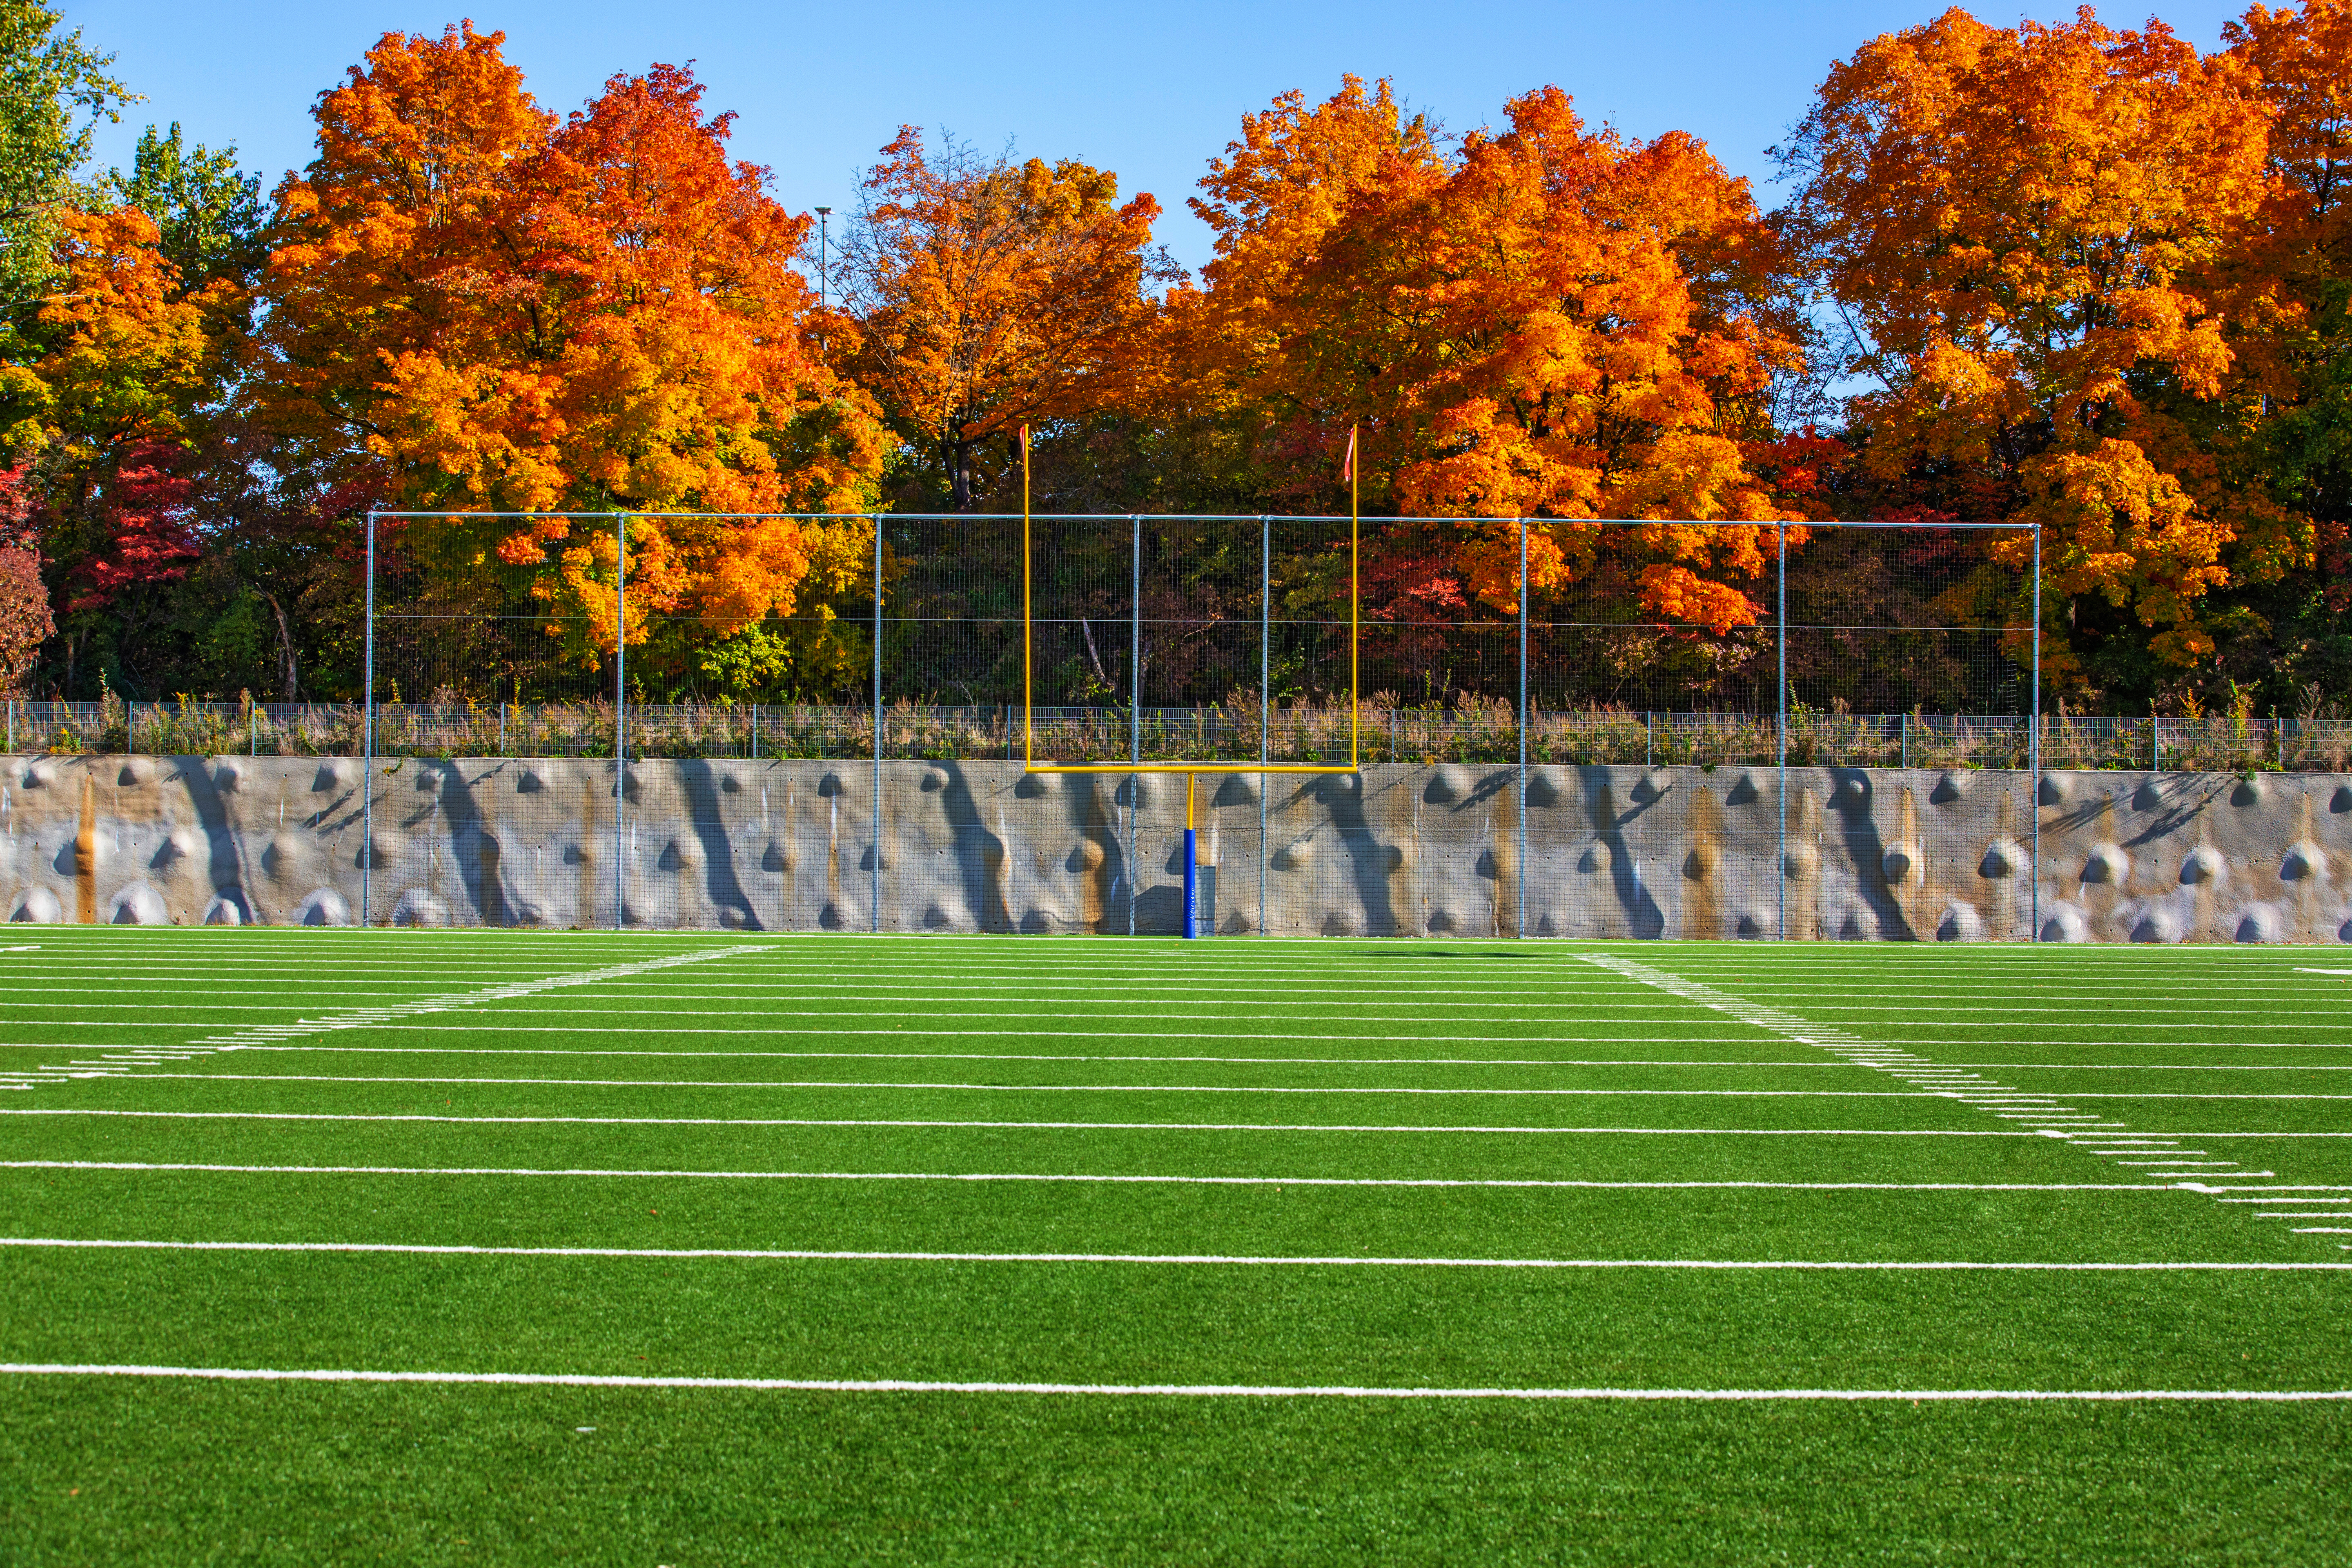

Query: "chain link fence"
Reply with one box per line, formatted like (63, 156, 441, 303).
(14, 511, 2342, 771)
(17, 512, 2352, 935)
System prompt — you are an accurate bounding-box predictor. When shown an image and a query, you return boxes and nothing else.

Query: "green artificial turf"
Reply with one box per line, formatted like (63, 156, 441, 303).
(2, 931, 2347, 1564)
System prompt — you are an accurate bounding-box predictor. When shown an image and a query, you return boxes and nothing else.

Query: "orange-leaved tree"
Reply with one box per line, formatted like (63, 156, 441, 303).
(836, 128, 1180, 510)
(26, 205, 228, 458)
(1175, 79, 1815, 637)
(1781, 7, 2282, 684)
(255, 24, 886, 694)
(2215, 0, 2352, 657)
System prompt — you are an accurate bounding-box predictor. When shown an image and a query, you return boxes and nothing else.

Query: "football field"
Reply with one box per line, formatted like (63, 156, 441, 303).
(2, 929, 2348, 1563)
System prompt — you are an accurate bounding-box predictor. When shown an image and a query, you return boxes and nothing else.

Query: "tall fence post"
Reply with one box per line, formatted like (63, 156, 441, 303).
(612, 512, 626, 931)
(1131, 514, 1142, 938)
(1776, 520, 1787, 943)
(2030, 523, 2042, 946)
(1517, 514, 1528, 941)
(362, 509, 376, 929)
(871, 514, 883, 935)
(1259, 514, 1269, 940)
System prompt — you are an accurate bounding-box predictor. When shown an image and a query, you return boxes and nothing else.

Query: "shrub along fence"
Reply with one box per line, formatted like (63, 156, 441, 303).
(6, 695, 2346, 773)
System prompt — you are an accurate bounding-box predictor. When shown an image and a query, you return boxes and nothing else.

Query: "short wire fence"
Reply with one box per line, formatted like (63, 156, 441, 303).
(10, 695, 2348, 773)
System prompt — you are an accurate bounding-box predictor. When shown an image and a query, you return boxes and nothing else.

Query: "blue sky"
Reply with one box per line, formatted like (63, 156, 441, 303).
(59, 1, 2251, 272)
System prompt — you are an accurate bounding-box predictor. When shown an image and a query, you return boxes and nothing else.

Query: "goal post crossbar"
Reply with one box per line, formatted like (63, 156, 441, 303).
(1018, 426, 1362, 779)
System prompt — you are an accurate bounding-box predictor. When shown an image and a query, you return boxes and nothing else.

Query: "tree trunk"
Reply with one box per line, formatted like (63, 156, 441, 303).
(947, 434, 974, 512)
(263, 592, 301, 702)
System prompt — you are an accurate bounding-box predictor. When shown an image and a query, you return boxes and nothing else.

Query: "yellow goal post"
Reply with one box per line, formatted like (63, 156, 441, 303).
(1017, 423, 1363, 779)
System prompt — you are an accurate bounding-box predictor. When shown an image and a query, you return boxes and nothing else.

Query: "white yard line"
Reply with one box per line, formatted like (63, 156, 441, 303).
(0, 1238, 2337, 1269)
(0, 1127, 2069, 1142)
(3, 1018, 2341, 1049)
(63, 1049, 2336, 1096)
(0, 1108, 2081, 1137)
(33, 1043, 2334, 1073)
(16, 988, 2348, 1020)
(1957, 1067, 2352, 1081)
(0, 1023, 1882, 1045)
(2218, 1191, 2352, 1198)
(0, 1158, 2102, 1186)
(70, 1046, 1862, 1068)
(89, 1073, 1980, 1098)
(1, 1364, 2344, 1401)
(2019, 1093, 2352, 1100)
(0, 1172, 2177, 1191)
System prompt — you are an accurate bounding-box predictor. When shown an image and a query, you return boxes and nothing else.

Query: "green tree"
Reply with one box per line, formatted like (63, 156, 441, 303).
(0, 0, 134, 312)
(100, 122, 263, 289)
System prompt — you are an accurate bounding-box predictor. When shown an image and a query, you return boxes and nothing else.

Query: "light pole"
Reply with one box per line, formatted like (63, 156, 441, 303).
(814, 205, 832, 310)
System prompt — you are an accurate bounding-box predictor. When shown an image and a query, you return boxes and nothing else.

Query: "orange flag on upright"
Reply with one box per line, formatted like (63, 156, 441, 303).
(1340, 425, 1357, 482)
(1018, 423, 1031, 460)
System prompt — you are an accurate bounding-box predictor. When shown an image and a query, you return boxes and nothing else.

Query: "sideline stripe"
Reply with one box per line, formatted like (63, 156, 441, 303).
(2, 1365, 2345, 1401)
(2, 1238, 2339, 1270)
(1577, 953, 2352, 1235)
(0, 944, 777, 1092)
(189, 945, 778, 1048)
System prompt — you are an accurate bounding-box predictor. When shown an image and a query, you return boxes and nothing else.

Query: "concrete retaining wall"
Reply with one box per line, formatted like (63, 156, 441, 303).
(4, 754, 2347, 940)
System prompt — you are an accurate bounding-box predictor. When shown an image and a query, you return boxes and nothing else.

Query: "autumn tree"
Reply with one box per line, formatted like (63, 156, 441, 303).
(255, 25, 888, 696)
(2201, 0, 2352, 700)
(1781, 7, 2282, 694)
(0, 463, 49, 691)
(837, 128, 1180, 510)
(5, 196, 246, 695)
(1172, 78, 1815, 644)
